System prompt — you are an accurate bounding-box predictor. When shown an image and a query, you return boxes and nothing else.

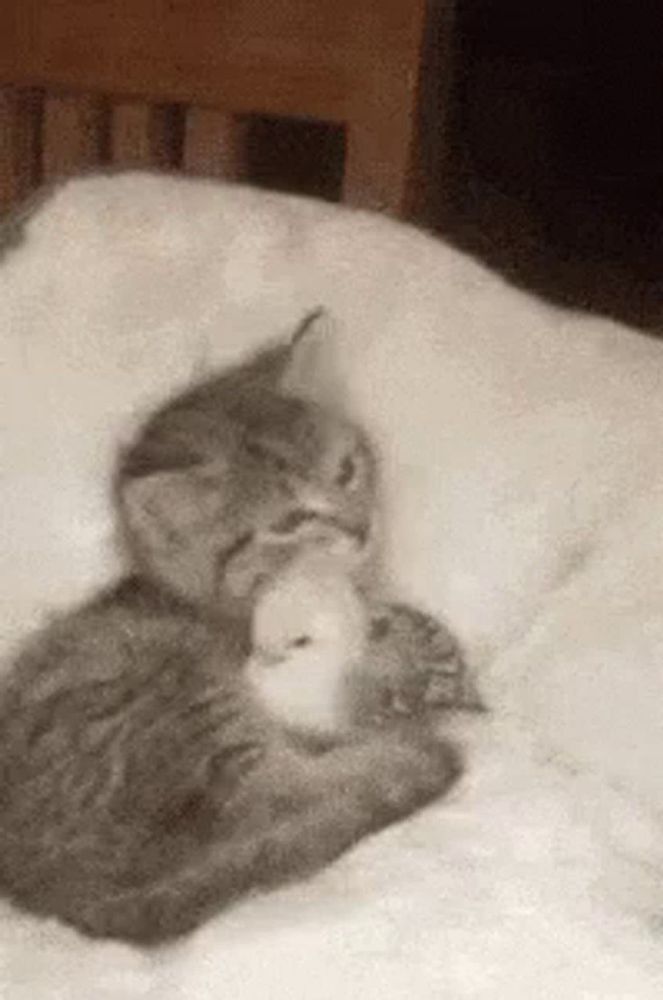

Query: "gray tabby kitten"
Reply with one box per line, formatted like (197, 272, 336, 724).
(0, 317, 462, 946)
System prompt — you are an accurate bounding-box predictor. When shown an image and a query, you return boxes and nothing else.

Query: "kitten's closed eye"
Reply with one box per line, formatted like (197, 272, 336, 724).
(270, 510, 318, 536)
(336, 453, 358, 489)
(244, 439, 270, 462)
(245, 439, 289, 474)
(216, 531, 255, 570)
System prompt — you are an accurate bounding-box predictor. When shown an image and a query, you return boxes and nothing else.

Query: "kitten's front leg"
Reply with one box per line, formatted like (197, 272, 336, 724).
(283, 727, 343, 755)
(227, 725, 462, 884)
(351, 603, 483, 727)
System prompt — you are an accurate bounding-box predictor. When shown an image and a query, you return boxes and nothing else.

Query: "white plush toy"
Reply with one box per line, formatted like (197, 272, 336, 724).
(246, 552, 369, 735)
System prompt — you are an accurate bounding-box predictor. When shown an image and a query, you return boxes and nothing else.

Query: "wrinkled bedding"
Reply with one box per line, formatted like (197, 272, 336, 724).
(1, 173, 662, 998)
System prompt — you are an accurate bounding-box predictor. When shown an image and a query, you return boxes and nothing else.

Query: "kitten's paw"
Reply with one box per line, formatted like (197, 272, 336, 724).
(365, 728, 463, 819)
(358, 603, 481, 724)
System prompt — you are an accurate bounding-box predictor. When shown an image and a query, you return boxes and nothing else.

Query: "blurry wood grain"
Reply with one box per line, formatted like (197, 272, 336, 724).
(0, 87, 40, 211)
(111, 100, 178, 168)
(183, 108, 247, 179)
(0, 0, 432, 217)
(42, 93, 106, 179)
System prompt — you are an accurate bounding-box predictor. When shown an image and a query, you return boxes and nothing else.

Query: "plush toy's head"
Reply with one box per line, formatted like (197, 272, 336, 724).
(247, 551, 368, 733)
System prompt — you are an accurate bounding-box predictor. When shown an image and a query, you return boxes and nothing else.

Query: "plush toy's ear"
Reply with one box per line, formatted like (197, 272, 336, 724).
(279, 307, 342, 406)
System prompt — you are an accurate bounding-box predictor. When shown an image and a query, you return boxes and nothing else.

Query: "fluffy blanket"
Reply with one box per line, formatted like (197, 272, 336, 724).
(2, 172, 662, 998)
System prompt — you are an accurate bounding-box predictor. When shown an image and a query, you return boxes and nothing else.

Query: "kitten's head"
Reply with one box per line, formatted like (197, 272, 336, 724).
(117, 311, 378, 616)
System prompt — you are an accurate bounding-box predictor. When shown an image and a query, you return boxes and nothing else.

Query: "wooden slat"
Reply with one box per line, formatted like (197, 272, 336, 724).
(0, 0, 429, 125)
(182, 108, 247, 180)
(0, 0, 354, 122)
(343, 105, 417, 216)
(343, 39, 424, 218)
(0, 87, 40, 212)
(110, 101, 177, 169)
(42, 93, 106, 180)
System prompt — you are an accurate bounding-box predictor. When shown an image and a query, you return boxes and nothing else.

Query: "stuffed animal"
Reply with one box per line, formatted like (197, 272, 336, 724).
(246, 550, 368, 734)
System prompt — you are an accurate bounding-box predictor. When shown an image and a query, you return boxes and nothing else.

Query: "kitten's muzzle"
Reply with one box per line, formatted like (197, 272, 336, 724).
(269, 510, 370, 550)
(251, 649, 286, 669)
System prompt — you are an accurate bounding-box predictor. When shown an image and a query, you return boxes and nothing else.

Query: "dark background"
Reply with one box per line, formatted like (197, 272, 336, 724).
(258, 1, 663, 331)
(444, 0, 663, 329)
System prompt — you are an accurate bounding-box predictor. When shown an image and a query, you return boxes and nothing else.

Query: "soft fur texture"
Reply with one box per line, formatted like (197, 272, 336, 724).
(0, 325, 460, 945)
(2, 172, 663, 996)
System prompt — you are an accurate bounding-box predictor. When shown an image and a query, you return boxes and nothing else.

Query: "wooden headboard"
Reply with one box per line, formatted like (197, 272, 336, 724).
(0, 0, 446, 218)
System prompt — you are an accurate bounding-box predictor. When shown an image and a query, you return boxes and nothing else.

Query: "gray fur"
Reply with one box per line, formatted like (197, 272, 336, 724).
(0, 323, 462, 945)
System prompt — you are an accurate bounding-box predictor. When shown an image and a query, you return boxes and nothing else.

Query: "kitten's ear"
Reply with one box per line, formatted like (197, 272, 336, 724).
(119, 469, 223, 600)
(119, 469, 218, 550)
(279, 307, 342, 406)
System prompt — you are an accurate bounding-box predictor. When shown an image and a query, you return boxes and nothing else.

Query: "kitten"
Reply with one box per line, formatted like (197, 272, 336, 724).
(0, 317, 461, 946)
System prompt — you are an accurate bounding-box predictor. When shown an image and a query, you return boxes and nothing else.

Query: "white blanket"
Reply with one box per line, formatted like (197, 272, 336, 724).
(2, 172, 662, 998)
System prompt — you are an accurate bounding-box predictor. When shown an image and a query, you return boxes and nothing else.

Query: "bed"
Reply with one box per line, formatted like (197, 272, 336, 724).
(2, 169, 663, 998)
